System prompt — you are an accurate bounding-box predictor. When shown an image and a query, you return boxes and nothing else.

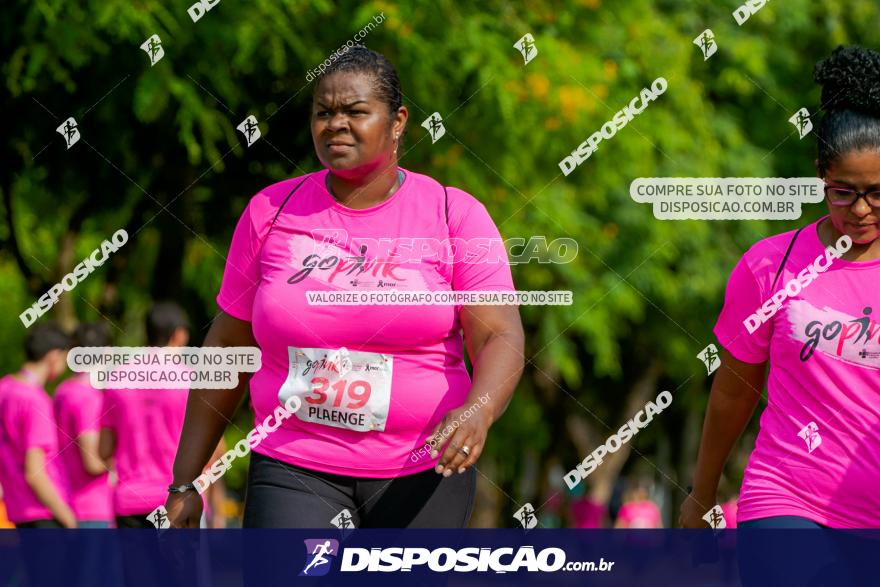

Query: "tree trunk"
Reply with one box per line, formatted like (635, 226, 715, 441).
(53, 230, 77, 331)
(471, 459, 503, 528)
(566, 360, 663, 505)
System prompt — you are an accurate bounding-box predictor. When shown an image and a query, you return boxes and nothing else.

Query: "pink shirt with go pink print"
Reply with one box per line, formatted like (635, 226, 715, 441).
(715, 217, 880, 528)
(217, 169, 514, 478)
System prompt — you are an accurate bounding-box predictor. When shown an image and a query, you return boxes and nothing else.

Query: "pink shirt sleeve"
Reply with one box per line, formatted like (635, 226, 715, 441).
(714, 254, 771, 364)
(216, 194, 274, 322)
(446, 188, 515, 292)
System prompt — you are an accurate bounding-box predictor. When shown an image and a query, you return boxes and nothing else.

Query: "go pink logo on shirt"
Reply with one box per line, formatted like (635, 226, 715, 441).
(286, 234, 429, 290)
(788, 301, 880, 369)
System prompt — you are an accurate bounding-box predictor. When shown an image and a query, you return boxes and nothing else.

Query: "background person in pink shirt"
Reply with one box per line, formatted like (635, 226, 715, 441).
(166, 46, 524, 528)
(100, 302, 190, 528)
(569, 495, 607, 529)
(54, 322, 114, 528)
(0, 323, 75, 528)
(680, 46, 880, 534)
(615, 479, 662, 528)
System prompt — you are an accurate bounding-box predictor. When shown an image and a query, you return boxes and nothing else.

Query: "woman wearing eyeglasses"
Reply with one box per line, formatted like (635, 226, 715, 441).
(680, 44, 880, 537)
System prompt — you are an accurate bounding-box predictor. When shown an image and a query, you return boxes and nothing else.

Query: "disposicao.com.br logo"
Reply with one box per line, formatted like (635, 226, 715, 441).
(300, 539, 340, 577)
(299, 539, 614, 575)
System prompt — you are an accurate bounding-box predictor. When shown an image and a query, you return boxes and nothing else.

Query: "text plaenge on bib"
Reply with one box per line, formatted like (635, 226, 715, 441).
(278, 347, 393, 432)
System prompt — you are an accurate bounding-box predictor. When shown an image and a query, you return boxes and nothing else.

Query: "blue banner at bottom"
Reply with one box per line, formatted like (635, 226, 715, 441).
(1, 529, 877, 586)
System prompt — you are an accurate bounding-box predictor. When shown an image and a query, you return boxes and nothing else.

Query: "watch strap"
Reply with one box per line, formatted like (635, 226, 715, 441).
(167, 482, 197, 494)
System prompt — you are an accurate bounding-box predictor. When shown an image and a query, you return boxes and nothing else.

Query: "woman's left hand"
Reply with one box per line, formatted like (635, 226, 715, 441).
(426, 404, 493, 476)
(426, 303, 523, 476)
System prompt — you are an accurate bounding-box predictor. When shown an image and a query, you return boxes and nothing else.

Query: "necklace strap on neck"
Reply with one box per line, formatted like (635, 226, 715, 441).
(17, 367, 42, 386)
(326, 169, 404, 201)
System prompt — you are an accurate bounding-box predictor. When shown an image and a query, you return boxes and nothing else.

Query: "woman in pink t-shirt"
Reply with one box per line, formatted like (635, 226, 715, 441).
(681, 46, 880, 532)
(54, 322, 114, 528)
(615, 480, 662, 529)
(166, 46, 524, 528)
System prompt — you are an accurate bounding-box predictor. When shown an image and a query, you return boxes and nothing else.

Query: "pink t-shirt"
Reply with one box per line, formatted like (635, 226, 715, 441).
(570, 497, 605, 528)
(721, 498, 738, 528)
(54, 374, 112, 521)
(616, 500, 662, 528)
(715, 217, 880, 528)
(0, 375, 68, 523)
(217, 169, 514, 477)
(100, 385, 188, 515)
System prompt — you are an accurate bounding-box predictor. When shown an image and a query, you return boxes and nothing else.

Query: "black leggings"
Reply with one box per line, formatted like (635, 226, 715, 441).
(15, 519, 62, 528)
(243, 452, 476, 528)
(737, 516, 875, 587)
(115, 514, 155, 529)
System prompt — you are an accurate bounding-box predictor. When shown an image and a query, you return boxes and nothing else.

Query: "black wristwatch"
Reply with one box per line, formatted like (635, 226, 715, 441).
(168, 482, 197, 494)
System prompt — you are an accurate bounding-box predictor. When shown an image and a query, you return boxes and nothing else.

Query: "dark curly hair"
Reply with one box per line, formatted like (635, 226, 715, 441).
(73, 321, 112, 347)
(146, 301, 189, 346)
(313, 45, 403, 116)
(24, 323, 70, 362)
(814, 45, 880, 176)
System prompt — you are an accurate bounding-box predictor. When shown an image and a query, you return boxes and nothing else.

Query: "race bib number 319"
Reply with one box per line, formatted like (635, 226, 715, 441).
(278, 347, 393, 432)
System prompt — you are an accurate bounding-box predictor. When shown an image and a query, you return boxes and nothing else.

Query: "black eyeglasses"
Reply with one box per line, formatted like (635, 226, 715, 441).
(824, 185, 880, 207)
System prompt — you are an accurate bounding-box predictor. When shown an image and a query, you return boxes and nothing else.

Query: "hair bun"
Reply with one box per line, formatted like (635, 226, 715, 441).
(814, 45, 880, 116)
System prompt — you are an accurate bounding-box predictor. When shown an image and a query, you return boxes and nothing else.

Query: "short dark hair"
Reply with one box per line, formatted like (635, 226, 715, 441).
(146, 302, 189, 346)
(74, 322, 112, 347)
(314, 45, 403, 116)
(814, 45, 880, 176)
(24, 323, 70, 362)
